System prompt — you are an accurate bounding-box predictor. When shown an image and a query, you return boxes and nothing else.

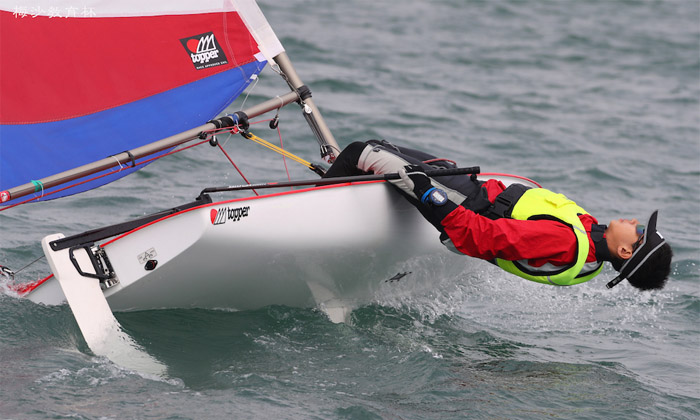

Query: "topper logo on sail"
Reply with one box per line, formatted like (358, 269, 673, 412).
(180, 32, 228, 70)
(210, 206, 250, 225)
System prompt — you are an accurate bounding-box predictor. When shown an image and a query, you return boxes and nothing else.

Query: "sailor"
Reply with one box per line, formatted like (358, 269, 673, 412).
(324, 140, 673, 290)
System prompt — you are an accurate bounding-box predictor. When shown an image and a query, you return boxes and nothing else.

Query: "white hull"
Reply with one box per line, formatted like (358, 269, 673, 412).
(26, 176, 537, 321)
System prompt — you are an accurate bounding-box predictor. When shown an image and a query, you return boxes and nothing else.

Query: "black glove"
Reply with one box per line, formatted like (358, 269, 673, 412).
(390, 165, 432, 201)
(390, 165, 459, 227)
(393, 165, 451, 206)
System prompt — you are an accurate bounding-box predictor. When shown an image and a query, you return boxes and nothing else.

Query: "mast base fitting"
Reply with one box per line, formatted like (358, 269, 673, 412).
(319, 145, 336, 164)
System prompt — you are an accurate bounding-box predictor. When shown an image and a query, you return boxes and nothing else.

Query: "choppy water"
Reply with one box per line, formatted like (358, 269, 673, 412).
(1, 0, 699, 419)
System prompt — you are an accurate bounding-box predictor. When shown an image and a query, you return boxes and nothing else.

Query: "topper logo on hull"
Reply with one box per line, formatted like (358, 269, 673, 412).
(210, 206, 250, 225)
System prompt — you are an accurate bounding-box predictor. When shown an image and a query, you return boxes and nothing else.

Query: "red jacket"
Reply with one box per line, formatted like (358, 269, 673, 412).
(441, 180, 599, 267)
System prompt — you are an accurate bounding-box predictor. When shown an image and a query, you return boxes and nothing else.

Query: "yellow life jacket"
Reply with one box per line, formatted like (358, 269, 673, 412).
(494, 188, 603, 285)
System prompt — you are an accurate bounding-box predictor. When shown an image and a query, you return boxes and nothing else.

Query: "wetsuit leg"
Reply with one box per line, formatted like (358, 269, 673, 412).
(366, 140, 453, 168)
(322, 141, 367, 178)
(324, 139, 491, 220)
(325, 140, 484, 204)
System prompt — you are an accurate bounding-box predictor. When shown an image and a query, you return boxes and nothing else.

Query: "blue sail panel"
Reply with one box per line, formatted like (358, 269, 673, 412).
(0, 61, 265, 206)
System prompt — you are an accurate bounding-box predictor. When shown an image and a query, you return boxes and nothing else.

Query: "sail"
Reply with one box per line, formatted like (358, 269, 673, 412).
(0, 0, 283, 206)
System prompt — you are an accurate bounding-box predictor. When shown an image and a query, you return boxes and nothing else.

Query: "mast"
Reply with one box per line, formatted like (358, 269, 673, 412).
(272, 52, 341, 163)
(231, 1, 339, 161)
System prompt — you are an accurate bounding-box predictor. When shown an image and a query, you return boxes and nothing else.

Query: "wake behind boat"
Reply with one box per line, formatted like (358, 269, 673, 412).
(1, 1, 539, 369)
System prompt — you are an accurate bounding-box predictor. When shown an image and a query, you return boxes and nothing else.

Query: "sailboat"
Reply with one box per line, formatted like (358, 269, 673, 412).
(1, 1, 539, 369)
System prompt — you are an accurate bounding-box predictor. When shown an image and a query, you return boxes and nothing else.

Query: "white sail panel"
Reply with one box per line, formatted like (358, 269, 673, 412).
(231, 0, 285, 62)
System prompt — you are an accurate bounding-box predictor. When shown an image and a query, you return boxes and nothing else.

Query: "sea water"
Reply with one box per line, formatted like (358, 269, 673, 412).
(1, 1, 698, 419)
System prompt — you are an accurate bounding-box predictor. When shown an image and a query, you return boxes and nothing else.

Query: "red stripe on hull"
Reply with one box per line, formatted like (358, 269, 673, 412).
(9, 274, 54, 296)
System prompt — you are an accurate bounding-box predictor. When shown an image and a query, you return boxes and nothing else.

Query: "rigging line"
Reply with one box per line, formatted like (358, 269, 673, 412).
(204, 126, 240, 147)
(243, 132, 313, 169)
(30, 179, 45, 199)
(277, 125, 291, 181)
(423, 158, 457, 166)
(249, 138, 309, 167)
(111, 155, 125, 171)
(211, 123, 298, 179)
(215, 143, 259, 196)
(238, 73, 260, 112)
(136, 138, 210, 165)
(220, 131, 234, 148)
(11, 254, 46, 275)
(270, 64, 304, 108)
(273, 95, 284, 118)
(269, 62, 283, 77)
(220, 9, 262, 108)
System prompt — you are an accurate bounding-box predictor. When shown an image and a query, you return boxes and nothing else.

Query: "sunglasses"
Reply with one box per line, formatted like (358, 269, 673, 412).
(632, 224, 645, 251)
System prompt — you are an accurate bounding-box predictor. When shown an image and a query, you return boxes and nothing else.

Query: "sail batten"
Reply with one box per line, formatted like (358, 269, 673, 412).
(0, 1, 283, 206)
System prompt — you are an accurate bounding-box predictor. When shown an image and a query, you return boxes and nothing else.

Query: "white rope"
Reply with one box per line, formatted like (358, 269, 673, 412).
(238, 73, 260, 112)
(111, 155, 125, 171)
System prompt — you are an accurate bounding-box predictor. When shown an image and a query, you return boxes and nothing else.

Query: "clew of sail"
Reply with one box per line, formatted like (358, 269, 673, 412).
(0, 0, 284, 206)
